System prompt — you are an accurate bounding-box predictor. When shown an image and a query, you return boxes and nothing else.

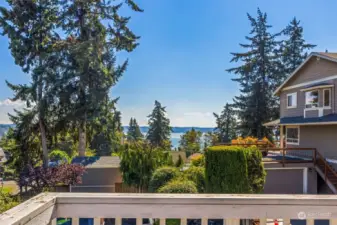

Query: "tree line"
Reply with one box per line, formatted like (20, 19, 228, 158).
(220, 9, 315, 140)
(0, 0, 143, 175)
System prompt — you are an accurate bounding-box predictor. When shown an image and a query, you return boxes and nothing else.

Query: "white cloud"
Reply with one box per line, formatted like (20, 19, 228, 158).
(0, 99, 26, 124)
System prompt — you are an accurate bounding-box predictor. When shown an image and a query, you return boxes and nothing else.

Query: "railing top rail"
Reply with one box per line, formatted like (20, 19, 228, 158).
(4, 193, 337, 224)
(316, 150, 337, 177)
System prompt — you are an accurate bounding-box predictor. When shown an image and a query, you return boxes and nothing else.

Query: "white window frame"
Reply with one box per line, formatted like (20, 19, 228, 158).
(286, 126, 300, 146)
(323, 88, 331, 108)
(305, 90, 319, 108)
(287, 92, 297, 109)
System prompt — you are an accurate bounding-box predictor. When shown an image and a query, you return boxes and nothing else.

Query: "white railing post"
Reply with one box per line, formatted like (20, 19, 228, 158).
(137, 218, 143, 225)
(202, 218, 208, 225)
(72, 218, 80, 225)
(181, 218, 187, 225)
(94, 217, 101, 225)
(306, 219, 314, 225)
(116, 217, 122, 225)
(160, 218, 166, 225)
(225, 219, 240, 225)
(260, 218, 266, 225)
(283, 218, 291, 225)
(330, 219, 337, 225)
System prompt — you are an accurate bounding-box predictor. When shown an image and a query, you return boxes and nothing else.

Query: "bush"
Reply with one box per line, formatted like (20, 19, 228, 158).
(205, 145, 265, 193)
(158, 180, 198, 193)
(149, 167, 180, 192)
(190, 153, 204, 167)
(183, 166, 206, 193)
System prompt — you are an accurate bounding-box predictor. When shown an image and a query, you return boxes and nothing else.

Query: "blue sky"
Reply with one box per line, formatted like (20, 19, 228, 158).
(0, 0, 336, 126)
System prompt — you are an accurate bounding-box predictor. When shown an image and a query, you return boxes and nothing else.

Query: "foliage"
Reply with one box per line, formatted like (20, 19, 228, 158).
(19, 164, 85, 193)
(227, 8, 283, 139)
(147, 101, 172, 148)
(190, 154, 205, 167)
(179, 128, 202, 156)
(119, 141, 172, 191)
(213, 103, 237, 142)
(149, 166, 180, 192)
(205, 145, 265, 193)
(127, 118, 144, 142)
(203, 132, 219, 149)
(175, 155, 184, 168)
(49, 149, 71, 164)
(231, 136, 273, 146)
(0, 187, 19, 213)
(281, 17, 316, 76)
(158, 179, 198, 193)
(183, 166, 206, 193)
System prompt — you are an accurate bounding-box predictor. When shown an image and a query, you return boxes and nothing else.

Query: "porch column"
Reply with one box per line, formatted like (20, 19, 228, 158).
(280, 125, 284, 148)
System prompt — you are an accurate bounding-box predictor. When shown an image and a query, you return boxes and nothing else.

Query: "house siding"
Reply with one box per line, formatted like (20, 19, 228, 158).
(280, 85, 335, 118)
(286, 125, 337, 160)
(286, 57, 337, 87)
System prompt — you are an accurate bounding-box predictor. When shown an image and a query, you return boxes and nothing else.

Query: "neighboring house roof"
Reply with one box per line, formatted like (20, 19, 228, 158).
(71, 156, 120, 168)
(274, 52, 337, 96)
(263, 119, 280, 127)
(280, 114, 337, 125)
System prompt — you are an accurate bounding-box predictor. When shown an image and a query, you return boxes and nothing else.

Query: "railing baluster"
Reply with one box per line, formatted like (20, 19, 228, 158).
(307, 219, 314, 225)
(259, 218, 266, 225)
(160, 218, 166, 225)
(137, 218, 143, 225)
(181, 218, 187, 225)
(283, 218, 291, 225)
(94, 217, 101, 225)
(202, 218, 208, 225)
(325, 163, 327, 181)
(116, 217, 122, 225)
(330, 219, 337, 225)
(72, 218, 80, 225)
(225, 219, 240, 225)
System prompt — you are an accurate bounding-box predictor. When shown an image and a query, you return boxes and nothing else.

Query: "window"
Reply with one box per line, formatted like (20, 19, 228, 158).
(323, 89, 331, 107)
(287, 92, 297, 108)
(286, 126, 299, 145)
(305, 90, 319, 108)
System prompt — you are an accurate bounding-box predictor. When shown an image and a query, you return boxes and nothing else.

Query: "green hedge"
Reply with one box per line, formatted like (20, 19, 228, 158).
(183, 166, 206, 193)
(158, 180, 198, 193)
(149, 167, 180, 192)
(205, 146, 265, 193)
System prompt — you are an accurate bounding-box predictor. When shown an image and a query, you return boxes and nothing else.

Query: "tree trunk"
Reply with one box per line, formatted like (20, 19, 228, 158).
(40, 120, 48, 167)
(78, 120, 86, 156)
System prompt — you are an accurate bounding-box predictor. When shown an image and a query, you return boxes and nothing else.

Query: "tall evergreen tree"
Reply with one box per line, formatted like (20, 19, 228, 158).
(58, 0, 142, 156)
(213, 103, 237, 142)
(282, 17, 316, 76)
(227, 8, 281, 139)
(127, 118, 143, 142)
(147, 101, 171, 148)
(0, 0, 59, 167)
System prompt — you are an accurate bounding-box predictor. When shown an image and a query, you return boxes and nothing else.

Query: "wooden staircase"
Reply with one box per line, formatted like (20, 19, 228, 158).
(315, 150, 337, 193)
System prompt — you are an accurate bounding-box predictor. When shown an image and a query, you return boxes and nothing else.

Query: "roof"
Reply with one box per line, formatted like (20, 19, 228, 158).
(263, 119, 280, 127)
(274, 52, 337, 95)
(71, 156, 120, 168)
(280, 114, 337, 125)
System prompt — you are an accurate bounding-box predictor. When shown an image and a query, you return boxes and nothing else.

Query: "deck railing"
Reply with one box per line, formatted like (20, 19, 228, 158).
(1, 193, 337, 225)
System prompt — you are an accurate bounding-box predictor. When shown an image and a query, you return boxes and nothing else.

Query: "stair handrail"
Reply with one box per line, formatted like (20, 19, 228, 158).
(315, 150, 337, 179)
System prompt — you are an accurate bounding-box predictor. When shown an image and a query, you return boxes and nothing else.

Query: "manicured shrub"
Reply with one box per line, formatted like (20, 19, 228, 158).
(149, 167, 180, 192)
(183, 166, 206, 193)
(205, 145, 265, 193)
(190, 153, 205, 167)
(158, 180, 198, 193)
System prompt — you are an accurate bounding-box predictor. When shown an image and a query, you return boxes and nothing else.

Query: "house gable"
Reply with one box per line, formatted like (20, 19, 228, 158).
(274, 53, 337, 95)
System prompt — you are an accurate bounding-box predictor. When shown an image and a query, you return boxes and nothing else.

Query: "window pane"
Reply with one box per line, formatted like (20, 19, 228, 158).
(324, 89, 330, 107)
(287, 95, 292, 106)
(305, 91, 318, 108)
(287, 128, 298, 139)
